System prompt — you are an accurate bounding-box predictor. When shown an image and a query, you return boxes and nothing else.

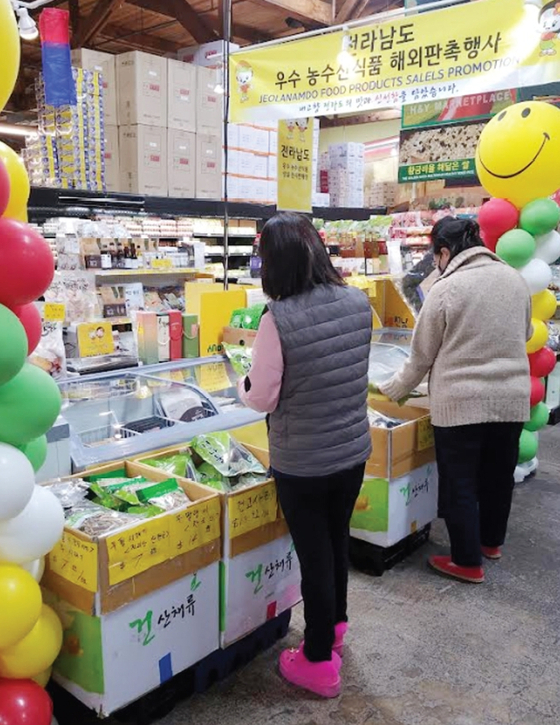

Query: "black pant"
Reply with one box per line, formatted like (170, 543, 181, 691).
(434, 423, 523, 568)
(274, 463, 365, 663)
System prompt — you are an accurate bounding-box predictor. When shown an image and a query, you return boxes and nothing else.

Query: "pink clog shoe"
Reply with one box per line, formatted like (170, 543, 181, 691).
(279, 647, 342, 698)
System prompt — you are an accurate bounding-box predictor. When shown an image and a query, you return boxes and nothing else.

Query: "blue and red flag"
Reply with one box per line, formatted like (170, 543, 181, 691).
(39, 8, 76, 107)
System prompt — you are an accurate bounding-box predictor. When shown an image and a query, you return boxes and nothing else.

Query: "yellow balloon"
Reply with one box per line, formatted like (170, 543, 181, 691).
(526, 319, 549, 354)
(0, 604, 63, 679)
(0, 142, 30, 218)
(532, 289, 557, 321)
(0, 0, 20, 114)
(476, 101, 560, 208)
(0, 564, 42, 649)
(32, 666, 52, 688)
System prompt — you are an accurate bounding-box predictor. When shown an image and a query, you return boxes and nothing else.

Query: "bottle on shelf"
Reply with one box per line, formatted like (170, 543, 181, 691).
(124, 241, 133, 269)
(250, 234, 262, 278)
(100, 241, 112, 270)
(130, 240, 139, 269)
(109, 241, 117, 269)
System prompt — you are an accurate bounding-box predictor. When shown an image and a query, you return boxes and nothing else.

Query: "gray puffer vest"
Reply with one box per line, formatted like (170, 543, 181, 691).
(267, 283, 372, 477)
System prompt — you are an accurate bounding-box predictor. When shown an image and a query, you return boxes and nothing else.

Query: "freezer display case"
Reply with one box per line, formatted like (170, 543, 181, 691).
(369, 328, 413, 385)
(58, 356, 264, 470)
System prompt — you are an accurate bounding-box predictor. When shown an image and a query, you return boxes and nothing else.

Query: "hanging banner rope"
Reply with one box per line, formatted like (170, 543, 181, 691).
(230, 0, 559, 122)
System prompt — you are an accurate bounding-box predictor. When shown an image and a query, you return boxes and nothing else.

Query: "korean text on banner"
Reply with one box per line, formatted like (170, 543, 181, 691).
(229, 0, 555, 123)
(277, 118, 313, 212)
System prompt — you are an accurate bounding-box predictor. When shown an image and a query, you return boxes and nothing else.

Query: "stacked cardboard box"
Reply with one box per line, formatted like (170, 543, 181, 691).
(328, 142, 365, 207)
(223, 122, 277, 204)
(366, 181, 399, 209)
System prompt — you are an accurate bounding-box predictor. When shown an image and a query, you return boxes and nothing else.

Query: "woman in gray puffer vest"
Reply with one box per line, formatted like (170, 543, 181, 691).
(238, 212, 372, 698)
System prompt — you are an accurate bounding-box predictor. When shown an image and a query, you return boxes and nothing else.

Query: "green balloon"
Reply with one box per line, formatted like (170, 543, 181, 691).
(0, 304, 27, 388)
(520, 199, 560, 237)
(524, 402, 549, 432)
(0, 364, 61, 446)
(496, 229, 536, 269)
(17, 434, 48, 472)
(518, 429, 538, 464)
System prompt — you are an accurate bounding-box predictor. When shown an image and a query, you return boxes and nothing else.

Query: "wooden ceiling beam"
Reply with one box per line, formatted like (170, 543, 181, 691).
(72, 0, 122, 48)
(335, 0, 365, 22)
(126, 0, 218, 43)
(249, 0, 332, 26)
(100, 23, 182, 53)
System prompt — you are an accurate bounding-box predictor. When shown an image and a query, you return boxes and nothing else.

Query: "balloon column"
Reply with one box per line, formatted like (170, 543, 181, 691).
(476, 101, 560, 468)
(0, 1, 64, 722)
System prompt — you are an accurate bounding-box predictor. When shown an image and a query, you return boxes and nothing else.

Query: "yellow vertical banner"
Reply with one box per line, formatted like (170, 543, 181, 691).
(277, 118, 313, 213)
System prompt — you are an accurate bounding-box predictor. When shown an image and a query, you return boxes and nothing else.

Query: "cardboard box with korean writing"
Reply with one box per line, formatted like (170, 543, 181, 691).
(119, 125, 168, 196)
(167, 59, 196, 132)
(42, 462, 221, 615)
(46, 563, 219, 717)
(104, 125, 120, 192)
(220, 533, 301, 648)
(350, 462, 438, 548)
(168, 128, 195, 198)
(117, 51, 167, 127)
(196, 133, 222, 199)
(366, 400, 435, 479)
(196, 66, 223, 133)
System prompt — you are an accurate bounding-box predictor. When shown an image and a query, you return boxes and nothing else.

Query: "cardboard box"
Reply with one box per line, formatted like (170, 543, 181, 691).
(350, 462, 438, 548)
(222, 326, 257, 348)
(117, 51, 167, 127)
(42, 461, 221, 616)
(136, 310, 159, 365)
(71, 48, 117, 125)
(196, 133, 222, 199)
(178, 40, 240, 68)
(167, 129, 196, 198)
(196, 66, 222, 133)
(182, 313, 199, 358)
(366, 400, 436, 479)
(119, 125, 168, 196)
(220, 533, 300, 647)
(104, 125, 120, 192)
(167, 59, 196, 132)
(46, 563, 219, 716)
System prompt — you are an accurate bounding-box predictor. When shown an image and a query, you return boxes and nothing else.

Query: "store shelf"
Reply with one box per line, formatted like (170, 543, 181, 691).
(94, 268, 205, 278)
(28, 187, 387, 223)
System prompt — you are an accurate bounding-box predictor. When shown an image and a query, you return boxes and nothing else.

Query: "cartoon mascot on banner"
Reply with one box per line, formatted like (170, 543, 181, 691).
(0, 1, 65, 724)
(476, 100, 560, 477)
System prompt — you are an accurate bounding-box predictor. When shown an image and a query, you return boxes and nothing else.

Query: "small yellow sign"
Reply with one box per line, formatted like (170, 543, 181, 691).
(417, 417, 435, 452)
(196, 362, 231, 393)
(277, 117, 313, 213)
(151, 258, 174, 270)
(48, 531, 98, 592)
(228, 481, 278, 539)
(44, 302, 66, 322)
(170, 498, 221, 556)
(77, 322, 115, 357)
(106, 517, 171, 585)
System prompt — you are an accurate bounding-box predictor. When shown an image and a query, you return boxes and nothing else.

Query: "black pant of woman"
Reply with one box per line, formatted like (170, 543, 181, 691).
(434, 422, 523, 567)
(274, 463, 365, 663)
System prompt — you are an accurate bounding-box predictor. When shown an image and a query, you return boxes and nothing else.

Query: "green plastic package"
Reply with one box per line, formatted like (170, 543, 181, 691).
(223, 343, 252, 377)
(141, 452, 199, 481)
(191, 432, 266, 478)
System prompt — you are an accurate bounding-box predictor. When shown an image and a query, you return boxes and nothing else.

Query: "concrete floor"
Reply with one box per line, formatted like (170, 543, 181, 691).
(55, 425, 560, 725)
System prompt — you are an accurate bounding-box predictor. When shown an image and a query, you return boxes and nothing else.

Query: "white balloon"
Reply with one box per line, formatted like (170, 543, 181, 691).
(519, 258, 553, 294)
(20, 556, 46, 582)
(0, 442, 35, 522)
(535, 230, 560, 265)
(0, 486, 64, 565)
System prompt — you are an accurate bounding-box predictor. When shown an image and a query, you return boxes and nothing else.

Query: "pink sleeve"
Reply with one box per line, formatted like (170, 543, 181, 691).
(238, 312, 284, 414)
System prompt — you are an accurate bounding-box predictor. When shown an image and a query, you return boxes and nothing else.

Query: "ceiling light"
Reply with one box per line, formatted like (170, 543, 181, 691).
(16, 7, 38, 40)
(337, 29, 354, 69)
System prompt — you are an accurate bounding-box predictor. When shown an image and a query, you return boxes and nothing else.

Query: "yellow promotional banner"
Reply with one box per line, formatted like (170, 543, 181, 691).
(230, 0, 557, 123)
(277, 117, 313, 212)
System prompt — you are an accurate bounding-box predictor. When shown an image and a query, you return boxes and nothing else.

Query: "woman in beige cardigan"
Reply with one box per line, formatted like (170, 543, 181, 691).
(380, 217, 531, 584)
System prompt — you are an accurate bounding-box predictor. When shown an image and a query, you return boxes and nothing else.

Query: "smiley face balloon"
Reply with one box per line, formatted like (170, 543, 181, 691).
(0, 0, 20, 114)
(476, 101, 560, 209)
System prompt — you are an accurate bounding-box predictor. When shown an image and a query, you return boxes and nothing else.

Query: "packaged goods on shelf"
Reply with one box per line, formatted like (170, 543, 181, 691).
(117, 51, 167, 127)
(71, 48, 117, 125)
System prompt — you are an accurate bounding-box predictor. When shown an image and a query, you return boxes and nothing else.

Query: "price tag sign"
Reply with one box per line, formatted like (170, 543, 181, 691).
(170, 498, 221, 556)
(196, 362, 231, 393)
(48, 531, 98, 592)
(107, 517, 171, 585)
(417, 417, 435, 452)
(151, 258, 174, 270)
(228, 482, 278, 539)
(44, 302, 66, 322)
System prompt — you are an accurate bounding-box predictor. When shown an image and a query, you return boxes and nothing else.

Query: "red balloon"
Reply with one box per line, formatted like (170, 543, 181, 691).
(478, 198, 519, 239)
(480, 228, 499, 252)
(530, 376, 545, 407)
(0, 678, 53, 725)
(529, 347, 557, 379)
(0, 159, 9, 218)
(11, 303, 43, 355)
(0, 219, 54, 307)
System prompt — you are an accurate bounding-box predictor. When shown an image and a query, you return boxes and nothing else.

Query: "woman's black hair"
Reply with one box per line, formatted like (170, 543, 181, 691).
(260, 212, 344, 300)
(431, 216, 484, 261)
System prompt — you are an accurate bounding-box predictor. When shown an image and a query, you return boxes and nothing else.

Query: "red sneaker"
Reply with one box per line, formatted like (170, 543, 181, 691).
(481, 546, 502, 560)
(279, 648, 341, 698)
(428, 555, 485, 584)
